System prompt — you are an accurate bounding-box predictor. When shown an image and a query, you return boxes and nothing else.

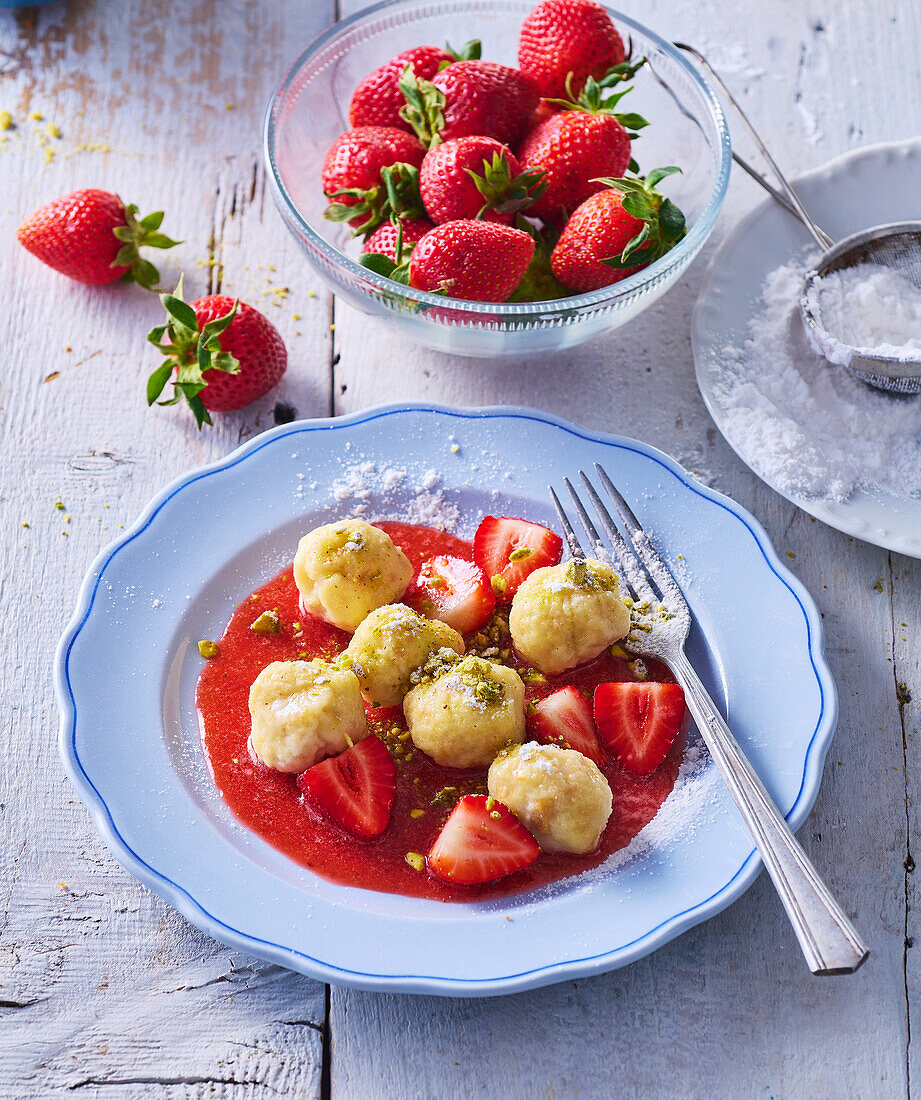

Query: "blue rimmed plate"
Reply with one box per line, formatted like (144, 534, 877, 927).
(56, 404, 836, 996)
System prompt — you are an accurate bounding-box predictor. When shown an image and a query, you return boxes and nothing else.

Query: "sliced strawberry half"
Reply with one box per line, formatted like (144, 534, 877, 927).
(473, 515, 563, 602)
(427, 794, 540, 885)
(297, 736, 396, 837)
(405, 554, 495, 634)
(528, 686, 605, 766)
(593, 681, 686, 776)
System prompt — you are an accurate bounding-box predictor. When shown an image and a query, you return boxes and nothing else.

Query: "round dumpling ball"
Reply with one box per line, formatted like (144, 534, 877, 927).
(341, 603, 465, 707)
(488, 742, 612, 854)
(508, 557, 630, 675)
(293, 519, 413, 632)
(403, 654, 525, 769)
(248, 658, 367, 772)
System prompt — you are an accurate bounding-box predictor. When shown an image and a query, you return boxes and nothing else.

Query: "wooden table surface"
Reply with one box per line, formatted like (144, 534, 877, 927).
(1, 0, 919, 1096)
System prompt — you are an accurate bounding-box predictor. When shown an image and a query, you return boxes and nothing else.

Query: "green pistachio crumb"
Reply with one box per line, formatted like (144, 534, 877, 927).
(198, 639, 219, 659)
(54, 501, 65, 510)
(609, 643, 629, 658)
(485, 797, 495, 811)
(521, 669, 547, 684)
(405, 851, 425, 872)
(490, 810, 501, 820)
(490, 574, 507, 596)
(251, 609, 281, 635)
(508, 547, 533, 562)
(410, 808, 425, 819)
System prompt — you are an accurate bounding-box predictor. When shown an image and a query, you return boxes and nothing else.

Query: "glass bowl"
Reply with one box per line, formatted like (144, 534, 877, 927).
(264, 0, 731, 358)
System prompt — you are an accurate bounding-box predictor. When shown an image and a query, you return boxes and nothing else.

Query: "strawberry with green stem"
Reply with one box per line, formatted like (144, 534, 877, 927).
(418, 136, 546, 225)
(399, 60, 539, 149)
(146, 279, 287, 428)
(322, 126, 426, 237)
(550, 166, 687, 292)
(349, 40, 481, 131)
(17, 187, 179, 288)
(517, 73, 647, 222)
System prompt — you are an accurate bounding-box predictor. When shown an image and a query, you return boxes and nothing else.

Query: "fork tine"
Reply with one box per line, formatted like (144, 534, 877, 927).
(563, 477, 609, 561)
(593, 462, 686, 604)
(577, 471, 658, 605)
(548, 485, 586, 560)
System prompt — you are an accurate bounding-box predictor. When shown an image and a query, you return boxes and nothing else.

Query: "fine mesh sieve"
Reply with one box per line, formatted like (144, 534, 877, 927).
(800, 223, 921, 394)
(676, 45, 921, 395)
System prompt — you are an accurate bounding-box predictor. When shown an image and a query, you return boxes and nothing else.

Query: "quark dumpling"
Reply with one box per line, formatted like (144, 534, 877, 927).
(508, 557, 630, 675)
(403, 653, 526, 769)
(293, 519, 413, 632)
(488, 742, 612, 854)
(341, 603, 465, 707)
(248, 658, 367, 772)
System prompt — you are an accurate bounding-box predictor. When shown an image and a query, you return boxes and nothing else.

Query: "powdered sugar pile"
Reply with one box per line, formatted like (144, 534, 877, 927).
(805, 262, 921, 361)
(715, 253, 921, 502)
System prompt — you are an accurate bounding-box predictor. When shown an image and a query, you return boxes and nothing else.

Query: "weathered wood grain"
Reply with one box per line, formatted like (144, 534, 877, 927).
(0, 1, 333, 1095)
(0, 0, 917, 1096)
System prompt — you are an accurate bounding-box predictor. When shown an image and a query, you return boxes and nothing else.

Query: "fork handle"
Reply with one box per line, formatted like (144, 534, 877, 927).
(671, 651, 869, 975)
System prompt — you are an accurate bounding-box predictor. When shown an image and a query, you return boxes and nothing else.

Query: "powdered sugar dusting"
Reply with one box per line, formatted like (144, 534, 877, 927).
(320, 459, 462, 529)
(713, 252, 921, 502)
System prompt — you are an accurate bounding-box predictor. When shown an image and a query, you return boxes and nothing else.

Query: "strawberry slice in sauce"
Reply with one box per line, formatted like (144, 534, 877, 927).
(297, 736, 396, 837)
(528, 685, 605, 766)
(473, 515, 563, 602)
(593, 681, 686, 777)
(427, 794, 540, 885)
(405, 554, 495, 634)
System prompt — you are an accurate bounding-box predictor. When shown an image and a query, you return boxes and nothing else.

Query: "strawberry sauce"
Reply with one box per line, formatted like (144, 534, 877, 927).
(197, 521, 683, 902)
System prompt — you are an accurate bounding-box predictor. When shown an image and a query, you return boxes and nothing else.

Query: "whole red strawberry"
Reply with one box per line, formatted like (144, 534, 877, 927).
(517, 77, 645, 221)
(409, 220, 534, 301)
(363, 215, 434, 261)
(322, 126, 426, 236)
(349, 41, 479, 130)
(17, 188, 178, 288)
(519, 0, 626, 98)
(146, 281, 287, 427)
(551, 167, 687, 292)
(401, 61, 539, 149)
(419, 136, 546, 225)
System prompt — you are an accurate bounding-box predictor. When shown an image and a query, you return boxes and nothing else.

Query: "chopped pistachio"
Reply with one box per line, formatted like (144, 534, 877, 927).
(28, 110, 43, 121)
(46, 122, 61, 138)
(490, 574, 507, 596)
(508, 547, 533, 562)
(450, 443, 460, 454)
(405, 852, 425, 872)
(54, 501, 65, 510)
(609, 642, 629, 658)
(409, 808, 425, 819)
(250, 609, 281, 635)
(520, 669, 547, 684)
(198, 639, 219, 659)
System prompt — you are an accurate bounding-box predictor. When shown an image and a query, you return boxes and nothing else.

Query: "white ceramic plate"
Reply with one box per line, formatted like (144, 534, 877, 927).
(56, 404, 836, 996)
(693, 138, 921, 558)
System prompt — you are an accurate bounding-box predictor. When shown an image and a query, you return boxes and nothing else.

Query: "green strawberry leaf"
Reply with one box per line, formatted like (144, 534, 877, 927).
(110, 201, 181, 290)
(146, 360, 174, 405)
(144, 281, 240, 429)
(465, 152, 548, 218)
(597, 166, 688, 272)
(398, 66, 446, 148)
(324, 162, 422, 238)
(359, 252, 399, 278)
(446, 38, 481, 61)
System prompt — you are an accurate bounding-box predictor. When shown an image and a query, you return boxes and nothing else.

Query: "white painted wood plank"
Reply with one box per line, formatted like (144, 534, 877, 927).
(0, 0, 335, 1094)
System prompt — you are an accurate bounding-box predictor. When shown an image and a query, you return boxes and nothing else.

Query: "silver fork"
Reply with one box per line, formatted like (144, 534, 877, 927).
(550, 463, 869, 976)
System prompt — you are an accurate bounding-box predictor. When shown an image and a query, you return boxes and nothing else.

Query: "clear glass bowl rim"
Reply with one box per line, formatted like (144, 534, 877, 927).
(262, 0, 732, 316)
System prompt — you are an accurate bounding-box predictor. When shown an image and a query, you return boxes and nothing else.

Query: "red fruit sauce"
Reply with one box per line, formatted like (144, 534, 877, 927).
(197, 521, 684, 902)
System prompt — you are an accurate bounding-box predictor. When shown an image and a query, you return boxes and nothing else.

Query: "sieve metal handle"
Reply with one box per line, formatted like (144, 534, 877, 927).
(675, 43, 835, 250)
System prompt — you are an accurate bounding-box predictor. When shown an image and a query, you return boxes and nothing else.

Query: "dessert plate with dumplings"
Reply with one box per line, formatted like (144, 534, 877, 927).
(56, 404, 836, 995)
